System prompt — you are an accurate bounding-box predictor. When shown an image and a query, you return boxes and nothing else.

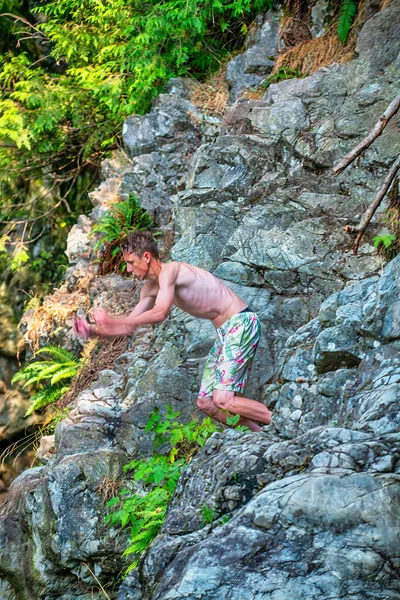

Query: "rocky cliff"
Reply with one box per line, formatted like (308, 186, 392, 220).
(0, 1, 399, 599)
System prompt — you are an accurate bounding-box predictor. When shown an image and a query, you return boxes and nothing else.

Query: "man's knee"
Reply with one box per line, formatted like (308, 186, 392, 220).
(197, 395, 213, 411)
(212, 389, 235, 411)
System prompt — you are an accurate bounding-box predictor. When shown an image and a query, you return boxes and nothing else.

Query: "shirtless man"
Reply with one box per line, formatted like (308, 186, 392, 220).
(73, 231, 272, 432)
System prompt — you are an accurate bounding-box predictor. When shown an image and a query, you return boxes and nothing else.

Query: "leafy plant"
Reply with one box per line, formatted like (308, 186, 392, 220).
(92, 193, 152, 249)
(105, 405, 221, 572)
(373, 233, 396, 250)
(91, 193, 153, 274)
(337, 0, 358, 45)
(373, 233, 398, 261)
(260, 66, 304, 89)
(0, 0, 274, 275)
(11, 346, 81, 416)
(201, 504, 216, 524)
(225, 413, 252, 432)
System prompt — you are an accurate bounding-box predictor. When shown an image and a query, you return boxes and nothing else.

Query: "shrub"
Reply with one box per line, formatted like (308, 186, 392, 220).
(105, 406, 229, 571)
(11, 345, 81, 415)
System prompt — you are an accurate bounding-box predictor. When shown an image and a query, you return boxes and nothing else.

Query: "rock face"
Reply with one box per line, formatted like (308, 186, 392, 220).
(226, 10, 280, 101)
(1, 2, 400, 599)
(137, 254, 400, 600)
(121, 78, 219, 225)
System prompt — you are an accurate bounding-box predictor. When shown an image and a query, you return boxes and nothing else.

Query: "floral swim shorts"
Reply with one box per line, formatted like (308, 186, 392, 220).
(198, 309, 261, 397)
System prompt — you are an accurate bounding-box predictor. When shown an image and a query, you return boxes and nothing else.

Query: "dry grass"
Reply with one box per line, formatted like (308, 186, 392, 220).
(274, 26, 356, 76)
(273, 0, 385, 76)
(96, 476, 122, 502)
(0, 406, 69, 471)
(21, 276, 94, 352)
(279, 15, 312, 51)
(97, 241, 125, 276)
(242, 89, 265, 100)
(190, 65, 229, 117)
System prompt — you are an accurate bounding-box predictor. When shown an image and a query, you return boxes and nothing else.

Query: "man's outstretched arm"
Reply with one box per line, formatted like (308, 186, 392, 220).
(74, 268, 176, 338)
(74, 283, 156, 339)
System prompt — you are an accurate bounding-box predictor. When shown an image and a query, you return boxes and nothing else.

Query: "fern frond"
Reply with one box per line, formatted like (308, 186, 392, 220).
(123, 533, 157, 556)
(11, 364, 47, 384)
(25, 385, 70, 416)
(11, 361, 54, 383)
(50, 366, 79, 384)
(35, 346, 79, 363)
(32, 362, 66, 380)
(337, 0, 358, 45)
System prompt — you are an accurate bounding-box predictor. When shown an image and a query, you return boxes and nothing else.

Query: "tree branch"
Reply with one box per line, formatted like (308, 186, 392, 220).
(332, 94, 400, 176)
(0, 13, 47, 36)
(348, 154, 400, 255)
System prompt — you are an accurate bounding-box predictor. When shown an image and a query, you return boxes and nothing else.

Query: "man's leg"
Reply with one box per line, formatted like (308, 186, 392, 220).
(212, 389, 272, 426)
(197, 395, 262, 432)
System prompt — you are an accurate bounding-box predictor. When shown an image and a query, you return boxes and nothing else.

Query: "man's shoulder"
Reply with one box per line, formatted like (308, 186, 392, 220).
(162, 260, 214, 282)
(160, 261, 182, 278)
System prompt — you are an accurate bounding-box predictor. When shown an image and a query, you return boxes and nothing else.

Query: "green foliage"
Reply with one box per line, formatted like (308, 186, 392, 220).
(260, 66, 304, 89)
(201, 504, 216, 524)
(373, 233, 398, 261)
(337, 0, 358, 45)
(105, 405, 221, 571)
(225, 412, 252, 432)
(11, 345, 80, 416)
(373, 233, 396, 250)
(90, 192, 153, 273)
(91, 193, 152, 253)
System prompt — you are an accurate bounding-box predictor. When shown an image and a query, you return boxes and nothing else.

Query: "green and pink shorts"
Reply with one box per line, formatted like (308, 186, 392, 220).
(198, 308, 261, 397)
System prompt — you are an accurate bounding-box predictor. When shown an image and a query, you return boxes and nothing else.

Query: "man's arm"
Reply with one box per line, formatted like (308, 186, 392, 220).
(74, 267, 176, 339)
(124, 265, 177, 328)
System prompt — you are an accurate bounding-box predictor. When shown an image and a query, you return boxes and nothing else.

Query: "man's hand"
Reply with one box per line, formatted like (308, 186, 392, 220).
(73, 316, 92, 339)
(92, 308, 112, 328)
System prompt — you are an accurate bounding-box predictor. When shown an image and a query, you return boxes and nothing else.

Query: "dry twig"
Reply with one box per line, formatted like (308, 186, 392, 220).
(349, 155, 400, 255)
(333, 94, 400, 175)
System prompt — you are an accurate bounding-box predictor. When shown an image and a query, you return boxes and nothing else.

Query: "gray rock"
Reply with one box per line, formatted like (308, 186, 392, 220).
(2, 3, 400, 599)
(310, 0, 331, 38)
(142, 428, 400, 600)
(313, 325, 365, 373)
(226, 11, 280, 101)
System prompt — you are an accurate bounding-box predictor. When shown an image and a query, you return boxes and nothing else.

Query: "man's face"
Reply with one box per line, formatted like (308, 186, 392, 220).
(123, 251, 150, 280)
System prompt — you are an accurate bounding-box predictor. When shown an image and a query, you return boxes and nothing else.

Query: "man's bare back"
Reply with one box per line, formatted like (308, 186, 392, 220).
(73, 252, 247, 337)
(143, 262, 247, 328)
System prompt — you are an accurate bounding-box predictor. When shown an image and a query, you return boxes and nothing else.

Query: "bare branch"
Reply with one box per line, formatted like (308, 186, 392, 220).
(350, 154, 400, 255)
(0, 13, 47, 36)
(333, 94, 400, 176)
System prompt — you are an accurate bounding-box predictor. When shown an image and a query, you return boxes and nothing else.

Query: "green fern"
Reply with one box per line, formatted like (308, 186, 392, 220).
(26, 385, 70, 416)
(123, 521, 164, 556)
(12, 345, 81, 416)
(35, 345, 78, 363)
(91, 193, 152, 252)
(50, 366, 79, 385)
(337, 0, 358, 45)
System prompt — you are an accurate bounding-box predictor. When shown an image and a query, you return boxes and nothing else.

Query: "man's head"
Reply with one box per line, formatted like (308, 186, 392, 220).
(120, 231, 160, 280)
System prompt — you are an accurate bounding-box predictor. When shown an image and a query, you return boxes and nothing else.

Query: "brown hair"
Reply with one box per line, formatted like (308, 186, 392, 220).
(120, 230, 160, 259)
